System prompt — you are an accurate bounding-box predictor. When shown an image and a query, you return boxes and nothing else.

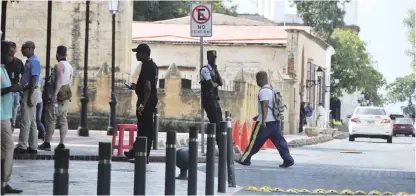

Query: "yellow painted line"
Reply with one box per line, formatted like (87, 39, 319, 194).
(243, 187, 412, 195)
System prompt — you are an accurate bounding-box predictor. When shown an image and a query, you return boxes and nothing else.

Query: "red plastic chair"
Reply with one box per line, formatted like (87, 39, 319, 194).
(111, 124, 138, 156)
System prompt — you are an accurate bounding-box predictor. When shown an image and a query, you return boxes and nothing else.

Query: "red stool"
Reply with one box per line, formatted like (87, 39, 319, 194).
(111, 124, 138, 156)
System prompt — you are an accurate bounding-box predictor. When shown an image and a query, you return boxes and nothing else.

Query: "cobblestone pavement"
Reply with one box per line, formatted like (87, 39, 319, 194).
(10, 160, 241, 195)
(219, 136, 415, 195)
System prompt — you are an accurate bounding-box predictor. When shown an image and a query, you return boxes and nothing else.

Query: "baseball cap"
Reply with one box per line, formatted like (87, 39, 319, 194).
(132, 43, 151, 54)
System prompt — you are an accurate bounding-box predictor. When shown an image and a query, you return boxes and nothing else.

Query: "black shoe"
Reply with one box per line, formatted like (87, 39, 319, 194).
(38, 133, 44, 140)
(235, 159, 251, 166)
(56, 143, 65, 149)
(38, 142, 51, 151)
(27, 147, 38, 154)
(124, 150, 134, 159)
(5, 185, 23, 194)
(13, 148, 27, 154)
(279, 162, 294, 168)
(128, 158, 150, 164)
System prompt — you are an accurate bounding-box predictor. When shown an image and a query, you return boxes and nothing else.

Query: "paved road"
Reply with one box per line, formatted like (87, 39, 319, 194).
(224, 136, 415, 195)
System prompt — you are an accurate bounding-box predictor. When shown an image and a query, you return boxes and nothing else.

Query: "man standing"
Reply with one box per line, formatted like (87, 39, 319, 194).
(304, 102, 313, 126)
(5, 41, 24, 133)
(14, 41, 42, 154)
(200, 50, 223, 145)
(1, 40, 23, 194)
(236, 71, 294, 168)
(124, 43, 158, 162)
(38, 46, 73, 151)
(316, 103, 326, 128)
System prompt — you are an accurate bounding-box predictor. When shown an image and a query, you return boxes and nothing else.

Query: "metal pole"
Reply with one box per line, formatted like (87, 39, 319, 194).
(42, 0, 52, 126)
(226, 113, 236, 187)
(78, 0, 90, 136)
(165, 130, 176, 195)
(153, 107, 159, 150)
(97, 142, 111, 195)
(199, 36, 205, 154)
(218, 121, 227, 193)
(188, 126, 198, 195)
(107, 12, 117, 136)
(1, 1, 7, 41)
(53, 149, 70, 195)
(134, 136, 147, 195)
(205, 123, 216, 195)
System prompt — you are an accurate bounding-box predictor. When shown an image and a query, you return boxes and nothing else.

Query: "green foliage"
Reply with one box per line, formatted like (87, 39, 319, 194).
(401, 105, 415, 118)
(133, 1, 238, 22)
(403, 10, 415, 70)
(329, 28, 386, 102)
(292, 0, 348, 40)
(385, 74, 415, 104)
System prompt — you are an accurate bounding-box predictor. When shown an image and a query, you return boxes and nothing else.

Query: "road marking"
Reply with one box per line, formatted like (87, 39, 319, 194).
(243, 187, 412, 195)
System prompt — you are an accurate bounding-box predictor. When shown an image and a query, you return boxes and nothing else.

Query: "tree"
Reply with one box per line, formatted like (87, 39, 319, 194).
(385, 74, 415, 104)
(403, 10, 415, 70)
(329, 28, 386, 101)
(133, 1, 238, 22)
(292, 0, 348, 40)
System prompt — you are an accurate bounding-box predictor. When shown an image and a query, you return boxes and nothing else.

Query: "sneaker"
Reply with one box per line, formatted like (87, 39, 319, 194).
(13, 147, 27, 154)
(235, 159, 251, 166)
(27, 147, 38, 154)
(56, 143, 66, 149)
(124, 150, 134, 159)
(5, 184, 23, 194)
(279, 162, 294, 168)
(38, 142, 51, 151)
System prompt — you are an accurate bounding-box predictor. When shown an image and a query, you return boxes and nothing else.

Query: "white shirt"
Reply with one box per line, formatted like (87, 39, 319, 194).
(59, 60, 73, 86)
(257, 84, 277, 122)
(318, 106, 326, 116)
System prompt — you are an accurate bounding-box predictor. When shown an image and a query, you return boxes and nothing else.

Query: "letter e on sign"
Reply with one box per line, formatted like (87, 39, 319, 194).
(190, 4, 212, 37)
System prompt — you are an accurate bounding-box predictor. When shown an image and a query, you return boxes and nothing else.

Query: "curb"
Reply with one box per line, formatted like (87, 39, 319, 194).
(14, 154, 208, 163)
(287, 134, 333, 148)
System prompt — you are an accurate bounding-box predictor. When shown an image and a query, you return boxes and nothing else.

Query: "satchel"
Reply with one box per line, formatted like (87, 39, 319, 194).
(57, 85, 72, 101)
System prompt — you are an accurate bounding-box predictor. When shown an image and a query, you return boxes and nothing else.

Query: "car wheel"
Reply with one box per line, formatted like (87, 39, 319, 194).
(412, 133, 415, 138)
(387, 136, 393, 143)
(349, 135, 355, 142)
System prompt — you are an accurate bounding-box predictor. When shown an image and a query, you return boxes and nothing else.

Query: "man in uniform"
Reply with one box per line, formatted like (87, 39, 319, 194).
(200, 50, 224, 145)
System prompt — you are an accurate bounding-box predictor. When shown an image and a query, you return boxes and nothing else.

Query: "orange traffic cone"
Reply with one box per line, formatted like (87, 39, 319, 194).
(240, 122, 249, 152)
(264, 139, 274, 149)
(232, 120, 240, 148)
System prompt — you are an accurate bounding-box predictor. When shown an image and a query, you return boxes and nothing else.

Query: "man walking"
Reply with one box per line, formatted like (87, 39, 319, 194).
(236, 71, 294, 168)
(200, 50, 223, 145)
(1, 40, 23, 194)
(14, 41, 42, 154)
(124, 43, 158, 163)
(38, 46, 73, 151)
(4, 41, 24, 133)
(304, 102, 313, 126)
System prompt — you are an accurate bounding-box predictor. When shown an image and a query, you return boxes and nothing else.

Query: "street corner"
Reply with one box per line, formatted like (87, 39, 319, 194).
(242, 186, 414, 195)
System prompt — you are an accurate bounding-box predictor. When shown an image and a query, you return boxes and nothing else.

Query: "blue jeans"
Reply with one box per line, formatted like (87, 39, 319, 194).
(10, 92, 21, 133)
(36, 102, 46, 138)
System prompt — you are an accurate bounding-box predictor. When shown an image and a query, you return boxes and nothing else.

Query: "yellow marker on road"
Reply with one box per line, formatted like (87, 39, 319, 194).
(286, 188, 299, 194)
(326, 189, 339, 194)
(382, 192, 394, 195)
(353, 190, 367, 195)
(396, 192, 410, 196)
(273, 188, 284, 192)
(368, 190, 382, 195)
(299, 189, 311, 193)
(312, 189, 326, 194)
(259, 186, 272, 192)
(244, 186, 258, 191)
(340, 189, 354, 195)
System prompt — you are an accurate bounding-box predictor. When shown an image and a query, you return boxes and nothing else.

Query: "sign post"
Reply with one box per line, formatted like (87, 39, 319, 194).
(190, 3, 212, 154)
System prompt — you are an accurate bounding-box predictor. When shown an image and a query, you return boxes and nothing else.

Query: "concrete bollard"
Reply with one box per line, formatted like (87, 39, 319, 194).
(187, 126, 198, 195)
(134, 136, 147, 195)
(218, 121, 228, 193)
(153, 107, 160, 150)
(53, 149, 70, 195)
(165, 130, 176, 195)
(97, 142, 112, 195)
(205, 123, 216, 195)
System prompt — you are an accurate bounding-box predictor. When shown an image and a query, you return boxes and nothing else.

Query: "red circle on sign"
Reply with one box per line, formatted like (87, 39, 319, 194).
(192, 5, 211, 25)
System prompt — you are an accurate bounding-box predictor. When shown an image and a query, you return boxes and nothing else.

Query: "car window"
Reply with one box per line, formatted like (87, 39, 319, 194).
(355, 108, 386, 115)
(394, 118, 414, 124)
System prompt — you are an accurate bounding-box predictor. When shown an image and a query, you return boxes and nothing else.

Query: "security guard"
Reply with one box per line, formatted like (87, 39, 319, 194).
(200, 50, 223, 145)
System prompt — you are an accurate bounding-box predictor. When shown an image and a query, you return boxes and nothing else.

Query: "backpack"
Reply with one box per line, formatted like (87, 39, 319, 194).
(260, 86, 287, 121)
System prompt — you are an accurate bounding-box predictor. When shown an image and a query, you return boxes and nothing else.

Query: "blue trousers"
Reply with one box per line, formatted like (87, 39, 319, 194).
(240, 121, 294, 164)
(202, 98, 223, 145)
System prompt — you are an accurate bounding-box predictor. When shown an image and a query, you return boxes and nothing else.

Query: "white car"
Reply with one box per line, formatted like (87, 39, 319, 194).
(348, 106, 393, 143)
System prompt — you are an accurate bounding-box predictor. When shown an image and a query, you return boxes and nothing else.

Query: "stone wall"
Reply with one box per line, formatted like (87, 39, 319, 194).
(2, 1, 133, 74)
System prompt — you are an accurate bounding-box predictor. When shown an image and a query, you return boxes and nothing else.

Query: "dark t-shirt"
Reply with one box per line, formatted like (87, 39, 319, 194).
(135, 59, 158, 105)
(5, 57, 24, 85)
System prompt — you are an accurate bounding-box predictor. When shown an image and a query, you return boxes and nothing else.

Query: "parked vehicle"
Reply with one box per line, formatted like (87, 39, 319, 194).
(348, 106, 393, 143)
(392, 117, 415, 137)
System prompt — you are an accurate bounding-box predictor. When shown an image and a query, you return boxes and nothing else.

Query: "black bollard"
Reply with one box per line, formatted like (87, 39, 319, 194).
(188, 126, 198, 195)
(1, 159, 5, 195)
(165, 130, 176, 195)
(153, 107, 159, 150)
(53, 148, 70, 195)
(218, 121, 227, 193)
(134, 136, 147, 195)
(97, 142, 112, 195)
(205, 123, 216, 195)
(226, 115, 236, 187)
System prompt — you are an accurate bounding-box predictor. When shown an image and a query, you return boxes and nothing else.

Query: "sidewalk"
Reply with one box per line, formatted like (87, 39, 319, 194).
(12, 129, 331, 161)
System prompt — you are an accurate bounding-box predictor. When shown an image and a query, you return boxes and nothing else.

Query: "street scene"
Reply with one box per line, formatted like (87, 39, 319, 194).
(1, 0, 416, 195)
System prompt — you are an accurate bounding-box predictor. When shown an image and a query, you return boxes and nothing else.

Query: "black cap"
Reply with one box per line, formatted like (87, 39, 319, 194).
(132, 43, 151, 55)
(207, 50, 216, 57)
(57, 45, 67, 56)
